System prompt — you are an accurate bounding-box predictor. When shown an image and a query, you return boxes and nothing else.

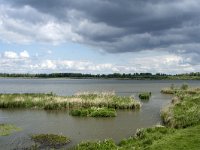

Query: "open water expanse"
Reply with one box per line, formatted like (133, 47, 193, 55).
(0, 78, 199, 149)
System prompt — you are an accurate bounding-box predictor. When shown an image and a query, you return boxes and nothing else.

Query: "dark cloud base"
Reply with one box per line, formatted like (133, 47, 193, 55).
(1, 0, 200, 66)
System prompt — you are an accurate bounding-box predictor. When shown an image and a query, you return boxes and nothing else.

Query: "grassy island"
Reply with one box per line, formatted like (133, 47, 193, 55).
(0, 92, 141, 110)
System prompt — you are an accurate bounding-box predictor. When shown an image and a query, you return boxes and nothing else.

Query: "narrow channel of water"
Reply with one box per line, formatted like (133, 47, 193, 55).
(0, 79, 199, 149)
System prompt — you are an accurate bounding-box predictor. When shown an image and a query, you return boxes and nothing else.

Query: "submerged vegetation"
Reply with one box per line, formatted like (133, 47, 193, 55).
(31, 133, 70, 148)
(70, 107, 117, 117)
(0, 124, 21, 136)
(139, 92, 151, 100)
(0, 92, 141, 110)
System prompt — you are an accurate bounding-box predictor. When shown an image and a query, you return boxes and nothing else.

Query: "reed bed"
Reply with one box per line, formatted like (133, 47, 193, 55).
(0, 92, 141, 110)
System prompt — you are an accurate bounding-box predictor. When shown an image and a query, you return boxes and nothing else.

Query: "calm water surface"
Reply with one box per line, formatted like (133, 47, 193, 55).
(0, 79, 199, 149)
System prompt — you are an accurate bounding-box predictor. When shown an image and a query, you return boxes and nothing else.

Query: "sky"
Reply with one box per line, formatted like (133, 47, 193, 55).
(0, 0, 200, 74)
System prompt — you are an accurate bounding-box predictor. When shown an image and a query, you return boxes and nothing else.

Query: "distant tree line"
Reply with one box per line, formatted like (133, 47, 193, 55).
(0, 72, 199, 80)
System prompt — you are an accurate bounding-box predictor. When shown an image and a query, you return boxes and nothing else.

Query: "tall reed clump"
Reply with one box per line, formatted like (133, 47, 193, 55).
(0, 92, 141, 110)
(161, 90, 200, 128)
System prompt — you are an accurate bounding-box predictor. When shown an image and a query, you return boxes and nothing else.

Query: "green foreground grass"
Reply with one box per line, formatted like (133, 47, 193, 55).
(75, 125, 200, 150)
(0, 92, 141, 110)
(0, 124, 21, 136)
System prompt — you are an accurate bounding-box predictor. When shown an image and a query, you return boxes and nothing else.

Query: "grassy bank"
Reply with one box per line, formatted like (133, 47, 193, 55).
(75, 125, 200, 150)
(0, 92, 141, 110)
(161, 86, 200, 128)
(70, 107, 117, 117)
(0, 124, 21, 136)
(75, 126, 176, 150)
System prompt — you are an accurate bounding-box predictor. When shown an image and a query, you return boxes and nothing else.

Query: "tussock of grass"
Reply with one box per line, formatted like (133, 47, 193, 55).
(70, 107, 117, 117)
(139, 92, 151, 100)
(31, 134, 70, 148)
(0, 124, 21, 136)
(0, 92, 141, 110)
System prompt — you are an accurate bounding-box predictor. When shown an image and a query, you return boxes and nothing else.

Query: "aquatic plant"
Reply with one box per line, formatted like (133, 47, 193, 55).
(70, 107, 117, 117)
(0, 124, 21, 136)
(31, 133, 70, 148)
(139, 92, 151, 100)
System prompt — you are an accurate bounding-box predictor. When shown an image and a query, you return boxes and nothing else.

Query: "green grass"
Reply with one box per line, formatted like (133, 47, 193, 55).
(139, 92, 151, 100)
(0, 124, 21, 136)
(149, 125, 200, 150)
(31, 133, 70, 148)
(161, 92, 200, 128)
(70, 107, 117, 117)
(75, 126, 175, 150)
(0, 92, 141, 110)
(75, 125, 200, 150)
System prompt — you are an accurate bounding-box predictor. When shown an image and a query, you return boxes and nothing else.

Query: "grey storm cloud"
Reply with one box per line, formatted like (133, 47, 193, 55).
(1, 0, 200, 56)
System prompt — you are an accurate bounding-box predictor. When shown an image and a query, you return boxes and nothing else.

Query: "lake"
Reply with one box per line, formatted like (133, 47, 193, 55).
(0, 79, 199, 149)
